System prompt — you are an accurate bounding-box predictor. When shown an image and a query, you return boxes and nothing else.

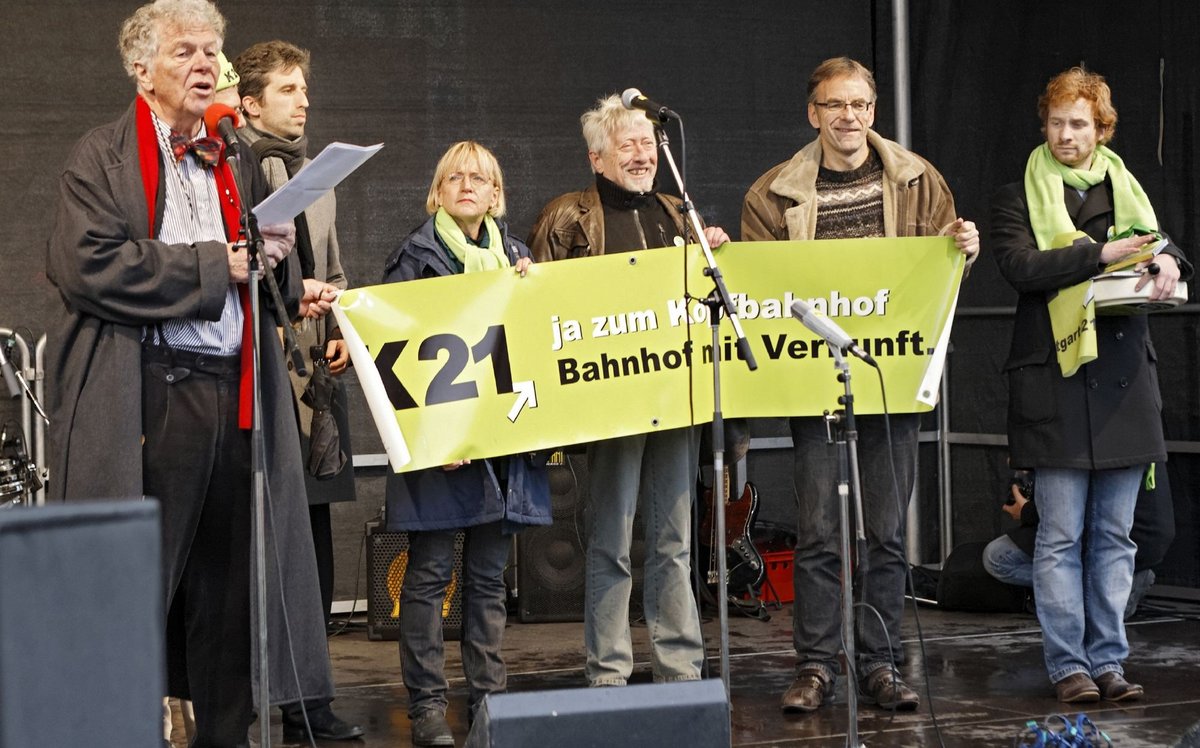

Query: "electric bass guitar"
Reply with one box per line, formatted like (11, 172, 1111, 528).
(698, 473, 764, 598)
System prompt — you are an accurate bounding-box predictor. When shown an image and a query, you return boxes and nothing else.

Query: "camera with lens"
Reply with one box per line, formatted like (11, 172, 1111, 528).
(1006, 469, 1034, 505)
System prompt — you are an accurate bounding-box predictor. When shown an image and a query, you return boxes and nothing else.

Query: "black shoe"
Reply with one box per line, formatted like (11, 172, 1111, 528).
(281, 705, 364, 741)
(411, 710, 454, 747)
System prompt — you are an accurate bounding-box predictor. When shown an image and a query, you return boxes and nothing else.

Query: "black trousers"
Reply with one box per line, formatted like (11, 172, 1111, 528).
(143, 346, 253, 748)
(310, 502, 334, 619)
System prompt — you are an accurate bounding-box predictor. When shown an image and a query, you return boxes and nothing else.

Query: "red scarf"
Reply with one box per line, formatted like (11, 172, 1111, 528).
(135, 96, 255, 429)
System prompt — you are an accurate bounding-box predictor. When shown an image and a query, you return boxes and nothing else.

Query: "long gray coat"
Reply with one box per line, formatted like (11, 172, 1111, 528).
(45, 99, 334, 706)
(240, 125, 356, 506)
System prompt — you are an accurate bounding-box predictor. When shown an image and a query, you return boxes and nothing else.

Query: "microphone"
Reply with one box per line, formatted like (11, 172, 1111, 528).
(621, 88, 679, 121)
(203, 103, 242, 157)
(791, 299, 877, 367)
(0, 338, 21, 399)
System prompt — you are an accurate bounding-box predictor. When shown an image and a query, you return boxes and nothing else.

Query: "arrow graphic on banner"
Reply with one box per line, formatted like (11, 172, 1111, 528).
(507, 380, 538, 423)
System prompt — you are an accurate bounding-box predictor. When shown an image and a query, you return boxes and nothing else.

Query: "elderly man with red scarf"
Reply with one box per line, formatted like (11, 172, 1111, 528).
(45, 1, 333, 745)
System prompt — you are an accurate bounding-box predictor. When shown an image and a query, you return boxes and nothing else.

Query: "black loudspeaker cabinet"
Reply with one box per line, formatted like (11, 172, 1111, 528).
(366, 520, 465, 641)
(1174, 719, 1200, 748)
(0, 501, 163, 748)
(465, 679, 730, 748)
(517, 453, 645, 623)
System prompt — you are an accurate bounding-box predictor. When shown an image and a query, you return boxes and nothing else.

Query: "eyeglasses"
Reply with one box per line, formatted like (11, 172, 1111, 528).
(813, 99, 874, 114)
(445, 172, 492, 187)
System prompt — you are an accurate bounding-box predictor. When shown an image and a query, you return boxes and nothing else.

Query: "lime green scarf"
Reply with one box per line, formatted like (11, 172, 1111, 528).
(434, 208, 509, 273)
(1024, 143, 1157, 251)
(1022, 144, 1159, 377)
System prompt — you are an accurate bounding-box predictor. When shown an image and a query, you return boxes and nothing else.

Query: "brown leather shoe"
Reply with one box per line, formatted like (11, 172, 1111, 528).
(781, 668, 832, 713)
(1054, 673, 1101, 703)
(1095, 672, 1144, 702)
(860, 668, 919, 711)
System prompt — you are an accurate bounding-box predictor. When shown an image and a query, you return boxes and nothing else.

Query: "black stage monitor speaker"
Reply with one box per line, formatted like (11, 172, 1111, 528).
(0, 501, 163, 748)
(366, 520, 464, 641)
(465, 679, 730, 748)
(1175, 719, 1200, 748)
(517, 454, 645, 623)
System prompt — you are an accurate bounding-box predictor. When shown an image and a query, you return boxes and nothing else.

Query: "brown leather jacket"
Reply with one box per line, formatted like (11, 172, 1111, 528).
(741, 130, 959, 242)
(527, 183, 689, 262)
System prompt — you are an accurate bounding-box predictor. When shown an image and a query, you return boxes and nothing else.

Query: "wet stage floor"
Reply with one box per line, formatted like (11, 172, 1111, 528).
(176, 601, 1200, 747)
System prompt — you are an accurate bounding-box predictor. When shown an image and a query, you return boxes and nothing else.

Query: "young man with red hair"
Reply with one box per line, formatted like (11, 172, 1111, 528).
(992, 66, 1191, 703)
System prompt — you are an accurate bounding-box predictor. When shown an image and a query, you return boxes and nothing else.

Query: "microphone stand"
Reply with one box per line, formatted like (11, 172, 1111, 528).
(224, 146, 307, 748)
(818, 343, 867, 748)
(652, 116, 756, 700)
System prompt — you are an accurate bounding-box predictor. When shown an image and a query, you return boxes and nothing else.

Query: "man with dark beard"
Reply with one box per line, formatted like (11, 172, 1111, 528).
(233, 39, 362, 742)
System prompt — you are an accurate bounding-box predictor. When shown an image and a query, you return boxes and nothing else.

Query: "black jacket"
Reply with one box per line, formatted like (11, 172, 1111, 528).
(991, 179, 1192, 470)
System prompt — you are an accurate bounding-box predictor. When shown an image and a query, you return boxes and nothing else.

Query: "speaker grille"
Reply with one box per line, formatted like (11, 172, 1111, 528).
(517, 454, 645, 622)
(366, 521, 464, 641)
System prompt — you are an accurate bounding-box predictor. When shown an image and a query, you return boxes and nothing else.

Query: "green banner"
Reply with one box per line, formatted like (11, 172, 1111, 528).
(333, 238, 964, 472)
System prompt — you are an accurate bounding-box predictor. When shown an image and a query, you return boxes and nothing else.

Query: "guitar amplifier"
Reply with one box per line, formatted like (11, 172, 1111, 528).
(366, 520, 464, 641)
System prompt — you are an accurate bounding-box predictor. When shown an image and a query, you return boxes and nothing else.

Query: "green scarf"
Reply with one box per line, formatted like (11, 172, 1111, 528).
(1022, 144, 1159, 377)
(434, 208, 509, 273)
(1024, 143, 1157, 251)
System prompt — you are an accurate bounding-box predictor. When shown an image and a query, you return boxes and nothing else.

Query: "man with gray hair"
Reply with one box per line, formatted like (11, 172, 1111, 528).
(45, 1, 332, 744)
(528, 94, 730, 688)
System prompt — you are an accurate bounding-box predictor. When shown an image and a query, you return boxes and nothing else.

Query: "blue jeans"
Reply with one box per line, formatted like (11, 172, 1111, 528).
(399, 521, 511, 717)
(1033, 466, 1142, 684)
(983, 535, 1034, 587)
(789, 413, 918, 682)
(584, 427, 704, 686)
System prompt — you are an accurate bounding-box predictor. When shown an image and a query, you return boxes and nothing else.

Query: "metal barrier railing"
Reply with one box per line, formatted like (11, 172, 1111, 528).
(1, 328, 48, 507)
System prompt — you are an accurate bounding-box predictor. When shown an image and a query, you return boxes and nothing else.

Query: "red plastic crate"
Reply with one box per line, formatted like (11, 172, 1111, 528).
(756, 550, 794, 604)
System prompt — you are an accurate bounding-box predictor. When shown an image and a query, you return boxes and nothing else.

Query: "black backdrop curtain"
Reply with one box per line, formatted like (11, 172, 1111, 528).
(1, 0, 1196, 589)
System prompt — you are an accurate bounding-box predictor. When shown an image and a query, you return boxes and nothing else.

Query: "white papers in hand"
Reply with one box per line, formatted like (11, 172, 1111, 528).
(252, 141, 383, 226)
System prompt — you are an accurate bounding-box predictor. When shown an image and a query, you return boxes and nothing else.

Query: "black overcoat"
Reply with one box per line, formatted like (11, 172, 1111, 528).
(991, 179, 1192, 470)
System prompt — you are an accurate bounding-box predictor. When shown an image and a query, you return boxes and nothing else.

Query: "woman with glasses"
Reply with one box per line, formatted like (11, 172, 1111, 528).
(380, 141, 551, 747)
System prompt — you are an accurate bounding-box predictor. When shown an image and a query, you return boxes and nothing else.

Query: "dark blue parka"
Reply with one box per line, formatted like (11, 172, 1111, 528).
(380, 216, 551, 532)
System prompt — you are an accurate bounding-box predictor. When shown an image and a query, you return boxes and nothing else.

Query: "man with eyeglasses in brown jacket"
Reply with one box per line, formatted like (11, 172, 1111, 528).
(742, 56, 979, 715)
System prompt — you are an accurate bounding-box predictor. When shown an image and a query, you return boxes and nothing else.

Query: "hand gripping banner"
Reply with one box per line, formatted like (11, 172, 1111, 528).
(333, 238, 965, 472)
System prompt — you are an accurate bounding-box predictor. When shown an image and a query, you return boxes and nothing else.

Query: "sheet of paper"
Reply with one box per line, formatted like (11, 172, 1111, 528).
(252, 141, 383, 225)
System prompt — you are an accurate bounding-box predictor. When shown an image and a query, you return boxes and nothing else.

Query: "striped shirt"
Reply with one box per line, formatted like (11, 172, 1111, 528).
(146, 111, 242, 355)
